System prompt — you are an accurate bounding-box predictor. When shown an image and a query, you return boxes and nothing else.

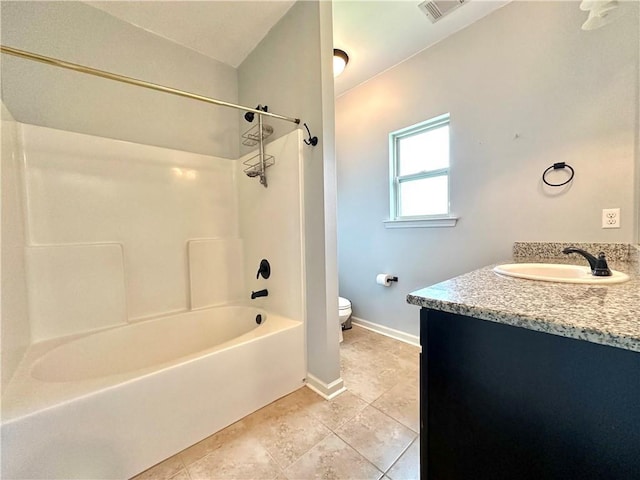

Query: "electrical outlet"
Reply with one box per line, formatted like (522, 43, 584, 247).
(602, 208, 620, 229)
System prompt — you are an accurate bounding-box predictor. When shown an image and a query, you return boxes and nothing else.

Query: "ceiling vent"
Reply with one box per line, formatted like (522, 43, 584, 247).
(418, 0, 467, 23)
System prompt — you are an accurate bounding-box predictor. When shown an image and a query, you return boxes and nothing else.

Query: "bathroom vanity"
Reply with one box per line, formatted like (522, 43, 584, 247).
(407, 244, 640, 480)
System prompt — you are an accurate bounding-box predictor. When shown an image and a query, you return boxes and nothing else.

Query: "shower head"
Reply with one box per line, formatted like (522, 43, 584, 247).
(245, 169, 261, 178)
(244, 104, 268, 123)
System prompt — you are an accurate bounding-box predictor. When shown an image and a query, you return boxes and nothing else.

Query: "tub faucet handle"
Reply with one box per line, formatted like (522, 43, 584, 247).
(256, 259, 271, 279)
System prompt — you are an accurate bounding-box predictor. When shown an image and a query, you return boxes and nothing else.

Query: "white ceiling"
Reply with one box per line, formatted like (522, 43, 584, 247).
(85, 0, 510, 95)
(333, 0, 511, 96)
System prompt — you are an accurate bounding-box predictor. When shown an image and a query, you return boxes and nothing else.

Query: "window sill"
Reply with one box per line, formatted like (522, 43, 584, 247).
(383, 216, 459, 229)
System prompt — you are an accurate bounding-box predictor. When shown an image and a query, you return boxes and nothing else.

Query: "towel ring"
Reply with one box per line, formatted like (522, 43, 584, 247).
(542, 162, 574, 187)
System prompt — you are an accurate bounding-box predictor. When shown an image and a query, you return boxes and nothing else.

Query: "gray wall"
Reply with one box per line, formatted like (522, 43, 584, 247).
(239, 1, 341, 388)
(1, 1, 239, 158)
(336, 1, 639, 336)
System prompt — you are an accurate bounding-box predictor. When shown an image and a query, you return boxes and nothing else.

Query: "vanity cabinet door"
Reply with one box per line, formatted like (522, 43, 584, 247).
(419, 307, 640, 480)
(419, 317, 427, 480)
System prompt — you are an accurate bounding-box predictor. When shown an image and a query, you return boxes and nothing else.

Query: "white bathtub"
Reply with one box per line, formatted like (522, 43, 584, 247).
(1, 306, 305, 479)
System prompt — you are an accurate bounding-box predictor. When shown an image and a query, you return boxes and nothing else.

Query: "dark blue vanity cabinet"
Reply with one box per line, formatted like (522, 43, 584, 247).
(419, 308, 640, 480)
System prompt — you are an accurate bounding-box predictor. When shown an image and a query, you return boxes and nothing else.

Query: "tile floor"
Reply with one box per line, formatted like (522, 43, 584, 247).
(133, 325, 420, 480)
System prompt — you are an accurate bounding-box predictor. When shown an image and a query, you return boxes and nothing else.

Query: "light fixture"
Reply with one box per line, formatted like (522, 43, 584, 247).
(579, 0, 619, 30)
(333, 49, 349, 77)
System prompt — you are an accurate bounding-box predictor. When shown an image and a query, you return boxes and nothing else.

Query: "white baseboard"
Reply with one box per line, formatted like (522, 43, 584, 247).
(305, 373, 346, 400)
(350, 316, 420, 347)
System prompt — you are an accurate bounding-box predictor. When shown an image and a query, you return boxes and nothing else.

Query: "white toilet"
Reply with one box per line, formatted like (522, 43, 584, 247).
(338, 296, 352, 343)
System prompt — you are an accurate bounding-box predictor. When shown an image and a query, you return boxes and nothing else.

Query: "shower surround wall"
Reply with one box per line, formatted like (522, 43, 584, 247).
(10, 122, 306, 335)
(1, 103, 30, 389)
(238, 130, 305, 323)
(2, 122, 304, 338)
(19, 123, 240, 338)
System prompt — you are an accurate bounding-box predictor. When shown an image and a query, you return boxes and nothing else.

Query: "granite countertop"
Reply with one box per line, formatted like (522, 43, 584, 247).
(407, 243, 640, 353)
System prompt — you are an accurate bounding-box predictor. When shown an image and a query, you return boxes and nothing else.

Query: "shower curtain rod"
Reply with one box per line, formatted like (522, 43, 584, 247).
(0, 45, 301, 125)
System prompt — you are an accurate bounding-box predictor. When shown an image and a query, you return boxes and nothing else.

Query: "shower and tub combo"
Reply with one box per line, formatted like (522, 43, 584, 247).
(3, 305, 304, 479)
(1, 45, 313, 479)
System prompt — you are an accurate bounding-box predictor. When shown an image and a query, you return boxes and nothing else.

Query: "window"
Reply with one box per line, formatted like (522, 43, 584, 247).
(386, 113, 457, 228)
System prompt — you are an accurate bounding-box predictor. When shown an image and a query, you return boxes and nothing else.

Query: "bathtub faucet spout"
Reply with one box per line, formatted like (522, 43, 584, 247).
(251, 289, 268, 299)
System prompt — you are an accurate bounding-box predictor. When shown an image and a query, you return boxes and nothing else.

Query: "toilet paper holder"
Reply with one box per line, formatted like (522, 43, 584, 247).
(376, 274, 399, 286)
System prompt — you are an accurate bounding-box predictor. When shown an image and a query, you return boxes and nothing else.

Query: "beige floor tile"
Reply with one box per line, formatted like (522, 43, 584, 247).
(387, 437, 420, 480)
(132, 454, 185, 480)
(340, 369, 391, 404)
(186, 433, 281, 480)
(359, 332, 401, 350)
(390, 342, 420, 365)
(342, 327, 419, 370)
(342, 337, 412, 374)
(169, 470, 191, 480)
(341, 353, 407, 404)
(179, 437, 214, 468)
(249, 397, 333, 469)
(342, 334, 391, 359)
(336, 406, 417, 472)
(274, 386, 326, 412)
(247, 387, 323, 429)
(304, 390, 369, 430)
(396, 362, 419, 386)
(351, 332, 417, 364)
(284, 433, 382, 480)
(182, 386, 322, 466)
(179, 417, 250, 466)
(343, 378, 389, 404)
(372, 380, 419, 432)
(341, 325, 376, 345)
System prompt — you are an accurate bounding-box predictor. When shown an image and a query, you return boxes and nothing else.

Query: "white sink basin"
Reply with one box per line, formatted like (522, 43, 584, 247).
(493, 263, 630, 284)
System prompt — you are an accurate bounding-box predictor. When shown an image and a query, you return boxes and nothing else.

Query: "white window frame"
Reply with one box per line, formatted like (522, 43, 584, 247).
(385, 113, 458, 229)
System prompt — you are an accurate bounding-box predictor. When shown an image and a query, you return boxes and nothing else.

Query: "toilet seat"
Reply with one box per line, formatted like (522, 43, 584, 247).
(338, 297, 352, 343)
(338, 296, 351, 310)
